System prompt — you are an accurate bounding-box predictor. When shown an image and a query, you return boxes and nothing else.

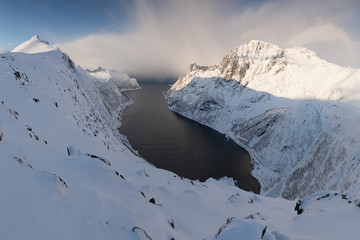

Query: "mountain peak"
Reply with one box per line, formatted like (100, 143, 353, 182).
(235, 40, 284, 59)
(87, 66, 106, 73)
(32, 34, 40, 40)
(31, 34, 48, 43)
(11, 35, 55, 54)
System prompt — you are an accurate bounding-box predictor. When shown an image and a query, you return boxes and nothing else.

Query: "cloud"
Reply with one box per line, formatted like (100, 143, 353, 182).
(58, 0, 360, 81)
(287, 23, 360, 67)
(0, 45, 7, 53)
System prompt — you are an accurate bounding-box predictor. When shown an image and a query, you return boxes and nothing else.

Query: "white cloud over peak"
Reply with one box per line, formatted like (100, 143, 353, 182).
(58, 0, 360, 81)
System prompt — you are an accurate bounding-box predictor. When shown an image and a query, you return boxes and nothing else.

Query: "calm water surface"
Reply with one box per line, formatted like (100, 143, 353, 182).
(120, 82, 260, 193)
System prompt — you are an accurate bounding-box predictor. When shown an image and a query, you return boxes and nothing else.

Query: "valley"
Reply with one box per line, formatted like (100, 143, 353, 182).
(120, 82, 260, 193)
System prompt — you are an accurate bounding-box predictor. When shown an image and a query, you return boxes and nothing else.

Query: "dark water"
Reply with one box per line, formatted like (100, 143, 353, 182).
(119, 82, 260, 193)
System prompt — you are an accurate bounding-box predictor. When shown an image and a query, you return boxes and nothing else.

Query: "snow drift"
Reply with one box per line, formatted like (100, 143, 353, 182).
(165, 40, 360, 199)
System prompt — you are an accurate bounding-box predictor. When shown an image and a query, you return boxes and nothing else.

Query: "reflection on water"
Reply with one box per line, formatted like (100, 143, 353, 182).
(119, 82, 260, 193)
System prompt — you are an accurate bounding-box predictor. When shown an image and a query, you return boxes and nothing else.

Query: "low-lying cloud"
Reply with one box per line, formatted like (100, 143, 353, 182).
(58, 0, 360, 81)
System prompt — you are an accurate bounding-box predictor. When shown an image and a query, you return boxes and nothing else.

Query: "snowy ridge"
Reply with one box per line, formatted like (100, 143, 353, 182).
(236, 40, 285, 59)
(88, 66, 140, 91)
(11, 34, 56, 53)
(2, 36, 360, 239)
(165, 40, 360, 199)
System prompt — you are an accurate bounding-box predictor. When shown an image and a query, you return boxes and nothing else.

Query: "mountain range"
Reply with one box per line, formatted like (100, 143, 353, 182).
(1, 36, 360, 239)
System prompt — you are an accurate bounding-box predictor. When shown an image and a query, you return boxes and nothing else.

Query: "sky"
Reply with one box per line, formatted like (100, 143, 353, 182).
(1, 0, 360, 81)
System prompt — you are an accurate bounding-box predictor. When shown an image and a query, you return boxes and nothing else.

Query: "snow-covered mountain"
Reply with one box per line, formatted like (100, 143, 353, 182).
(165, 40, 360, 199)
(88, 66, 140, 91)
(11, 34, 56, 53)
(3, 35, 360, 239)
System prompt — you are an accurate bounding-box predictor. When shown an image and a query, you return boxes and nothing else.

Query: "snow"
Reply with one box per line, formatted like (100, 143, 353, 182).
(165, 40, 360, 199)
(11, 35, 57, 53)
(2, 36, 360, 239)
(88, 66, 140, 91)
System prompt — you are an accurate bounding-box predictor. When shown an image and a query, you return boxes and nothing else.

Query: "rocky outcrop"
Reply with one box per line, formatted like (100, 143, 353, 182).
(0, 125, 4, 142)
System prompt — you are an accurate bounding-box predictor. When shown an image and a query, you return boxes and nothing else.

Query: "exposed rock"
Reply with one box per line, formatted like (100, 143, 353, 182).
(67, 145, 81, 156)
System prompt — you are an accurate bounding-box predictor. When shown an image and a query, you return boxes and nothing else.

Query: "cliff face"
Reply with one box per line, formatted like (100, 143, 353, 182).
(165, 40, 360, 199)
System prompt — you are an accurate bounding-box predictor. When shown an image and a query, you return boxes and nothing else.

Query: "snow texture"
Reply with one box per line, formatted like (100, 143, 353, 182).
(2, 36, 360, 239)
(165, 40, 360, 199)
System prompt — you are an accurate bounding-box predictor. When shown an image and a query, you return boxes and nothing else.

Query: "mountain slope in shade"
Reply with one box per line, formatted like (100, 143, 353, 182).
(165, 40, 360, 199)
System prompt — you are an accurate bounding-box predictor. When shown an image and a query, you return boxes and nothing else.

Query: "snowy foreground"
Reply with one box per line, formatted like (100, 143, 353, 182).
(166, 40, 360, 199)
(1, 36, 360, 239)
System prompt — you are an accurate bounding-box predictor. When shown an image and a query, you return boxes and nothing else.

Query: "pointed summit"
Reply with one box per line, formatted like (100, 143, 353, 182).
(11, 35, 56, 54)
(235, 40, 284, 59)
(31, 34, 48, 43)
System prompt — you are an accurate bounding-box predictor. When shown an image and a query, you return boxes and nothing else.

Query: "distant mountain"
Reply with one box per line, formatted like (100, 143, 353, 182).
(87, 66, 140, 91)
(165, 40, 360, 199)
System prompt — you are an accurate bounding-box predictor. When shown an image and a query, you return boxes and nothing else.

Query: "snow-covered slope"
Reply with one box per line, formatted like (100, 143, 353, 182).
(88, 66, 140, 91)
(3, 36, 360, 239)
(165, 40, 360, 199)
